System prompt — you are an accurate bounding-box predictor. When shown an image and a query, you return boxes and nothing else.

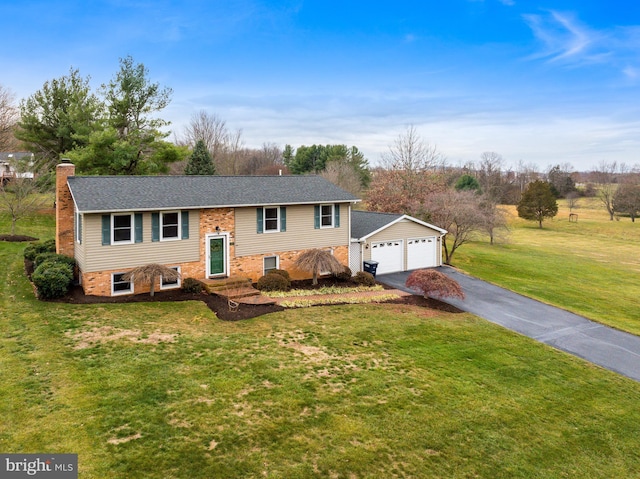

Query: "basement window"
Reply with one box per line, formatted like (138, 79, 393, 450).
(112, 272, 133, 295)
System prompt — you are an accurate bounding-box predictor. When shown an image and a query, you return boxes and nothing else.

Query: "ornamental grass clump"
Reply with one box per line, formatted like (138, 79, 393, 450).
(405, 269, 465, 300)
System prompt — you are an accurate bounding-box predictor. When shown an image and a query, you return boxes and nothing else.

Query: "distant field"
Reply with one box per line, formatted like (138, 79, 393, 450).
(453, 198, 640, 335)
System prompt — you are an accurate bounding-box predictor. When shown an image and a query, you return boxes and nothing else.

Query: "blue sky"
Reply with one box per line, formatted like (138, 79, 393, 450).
(2, 0, 639, 171)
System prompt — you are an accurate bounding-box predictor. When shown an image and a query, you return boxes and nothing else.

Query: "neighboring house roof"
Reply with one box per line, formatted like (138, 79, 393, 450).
(1, 152, 36, 179)
(351, 210, 447, 240)
(0, 152, 34, 162)
(68, 175, 360, 213)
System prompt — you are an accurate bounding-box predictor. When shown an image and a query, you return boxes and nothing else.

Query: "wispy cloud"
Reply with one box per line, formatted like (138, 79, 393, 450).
(523, 10, 640, 76)
(523, 11, 596, 62)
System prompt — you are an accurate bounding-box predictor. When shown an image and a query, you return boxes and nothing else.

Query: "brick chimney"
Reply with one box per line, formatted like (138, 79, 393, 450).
(56, 160, 76, 256)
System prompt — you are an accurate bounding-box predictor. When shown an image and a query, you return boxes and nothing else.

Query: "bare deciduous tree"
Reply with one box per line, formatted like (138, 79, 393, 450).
(0, 177, 48, 236)
(0, 85, 19, 151)
(424, 189, 485, 264)
(477, 151, 507, 203)
(381, 125, 445, 172)
(237, 142, 285, 175)
(181, 110, 230, 159)
(365, 168, 445, 216)
(479, 199, 509, 245)
(566, 191, 580, 213)
(321, 160, 362, 196)
(592, 161, 620, 220)
(613, 182, 640, 222)
(217, 128, 245, 175)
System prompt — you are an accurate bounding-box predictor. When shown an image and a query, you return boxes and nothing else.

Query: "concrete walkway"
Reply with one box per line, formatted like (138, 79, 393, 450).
(378, 267, 640, 383)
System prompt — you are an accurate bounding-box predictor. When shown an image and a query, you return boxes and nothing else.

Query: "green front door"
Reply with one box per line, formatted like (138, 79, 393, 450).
(209, 237, 225, 276)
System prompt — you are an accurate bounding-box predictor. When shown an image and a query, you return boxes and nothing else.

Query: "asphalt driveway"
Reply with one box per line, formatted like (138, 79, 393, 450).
(378, 266, 640, 383)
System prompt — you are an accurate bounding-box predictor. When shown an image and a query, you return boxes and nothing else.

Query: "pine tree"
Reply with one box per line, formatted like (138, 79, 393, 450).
(185, 140, 216, 175)
(517, 180, 558, 228)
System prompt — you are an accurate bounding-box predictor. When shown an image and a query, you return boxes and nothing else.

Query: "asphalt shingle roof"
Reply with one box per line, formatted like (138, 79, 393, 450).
(350, 210, 403, 239)
(68, 175, 359, 213)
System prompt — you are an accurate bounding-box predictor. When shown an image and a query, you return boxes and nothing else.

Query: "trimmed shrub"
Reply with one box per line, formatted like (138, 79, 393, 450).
(353, 271, 376, 287)
(269, 269, 291, 281)
(34, 252, 76, 270)
(24, 239, 56, 261)
(257, 273, 290, 292)
(32, 262, 73, 299)
(182, 278, 205, 294)
(267, 269, 291, 288)
(405, 269, 465, 300)
(333, 266, 352, 282)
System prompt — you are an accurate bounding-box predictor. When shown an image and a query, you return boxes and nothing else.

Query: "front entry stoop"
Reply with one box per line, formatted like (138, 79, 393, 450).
(202, 277, 276, 305)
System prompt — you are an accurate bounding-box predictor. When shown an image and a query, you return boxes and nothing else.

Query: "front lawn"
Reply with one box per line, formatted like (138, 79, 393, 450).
(2, 239, 640, 477)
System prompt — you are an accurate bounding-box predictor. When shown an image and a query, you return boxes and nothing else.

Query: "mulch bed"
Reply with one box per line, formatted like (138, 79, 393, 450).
(55, 284, 283, 321)
(25, 257, 462, 321)
(46, 277, 463, 321)
(1, 234, 39, 242)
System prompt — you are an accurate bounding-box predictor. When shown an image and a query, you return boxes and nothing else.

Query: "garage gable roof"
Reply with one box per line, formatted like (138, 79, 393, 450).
(351, 210, 446, 240)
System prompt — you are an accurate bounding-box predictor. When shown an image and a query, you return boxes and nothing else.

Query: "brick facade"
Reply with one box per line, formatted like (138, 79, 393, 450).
(231, 245, 349, 282)
(55, 162, 75, 257)
(81, 261, 202, 296)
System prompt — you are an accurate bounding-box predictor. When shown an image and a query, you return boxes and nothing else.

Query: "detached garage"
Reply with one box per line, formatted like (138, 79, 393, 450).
(350, 211, 447, 275)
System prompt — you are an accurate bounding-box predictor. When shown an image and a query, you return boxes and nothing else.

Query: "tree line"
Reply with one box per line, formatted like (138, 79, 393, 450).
(1, 58, 639, 249)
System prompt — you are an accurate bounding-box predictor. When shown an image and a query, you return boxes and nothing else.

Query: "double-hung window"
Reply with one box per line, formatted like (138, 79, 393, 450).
(257, 206, 286, 234)
(263, 256, 279, 275)
(314, 204, 340, 229)
(161, 211, 180, 240)
(160, 266, 181, 290)
(112, 272, 133, 295)
(112, 214, 134, 244)
(264, 207, 279, 232)
(320, 204, 334, 228)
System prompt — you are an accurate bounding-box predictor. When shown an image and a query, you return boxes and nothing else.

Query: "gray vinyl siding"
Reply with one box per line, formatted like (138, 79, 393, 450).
(81, 211, 199, 272)
(234, 204, 351, 257)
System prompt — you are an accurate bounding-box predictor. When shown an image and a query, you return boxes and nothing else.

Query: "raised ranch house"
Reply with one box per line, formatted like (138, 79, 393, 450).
(55, 161, 446, 297)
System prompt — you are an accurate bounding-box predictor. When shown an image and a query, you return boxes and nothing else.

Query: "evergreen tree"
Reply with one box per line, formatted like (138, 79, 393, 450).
(455, 174, 481, 193)
(517, 180, 558, 228)
(70, 56, 184, 175)
(16, 68, 102, 174)
(185, 140, 216, 175)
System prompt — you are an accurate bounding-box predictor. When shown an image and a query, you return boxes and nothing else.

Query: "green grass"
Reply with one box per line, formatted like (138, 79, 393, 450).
(3, 217, 640, 477)
(453, 201, 640, 335)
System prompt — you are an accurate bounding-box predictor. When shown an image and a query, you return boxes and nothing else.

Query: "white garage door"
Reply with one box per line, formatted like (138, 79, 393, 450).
(407, 237, 437, 269)
(371, 240, 403, 274)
